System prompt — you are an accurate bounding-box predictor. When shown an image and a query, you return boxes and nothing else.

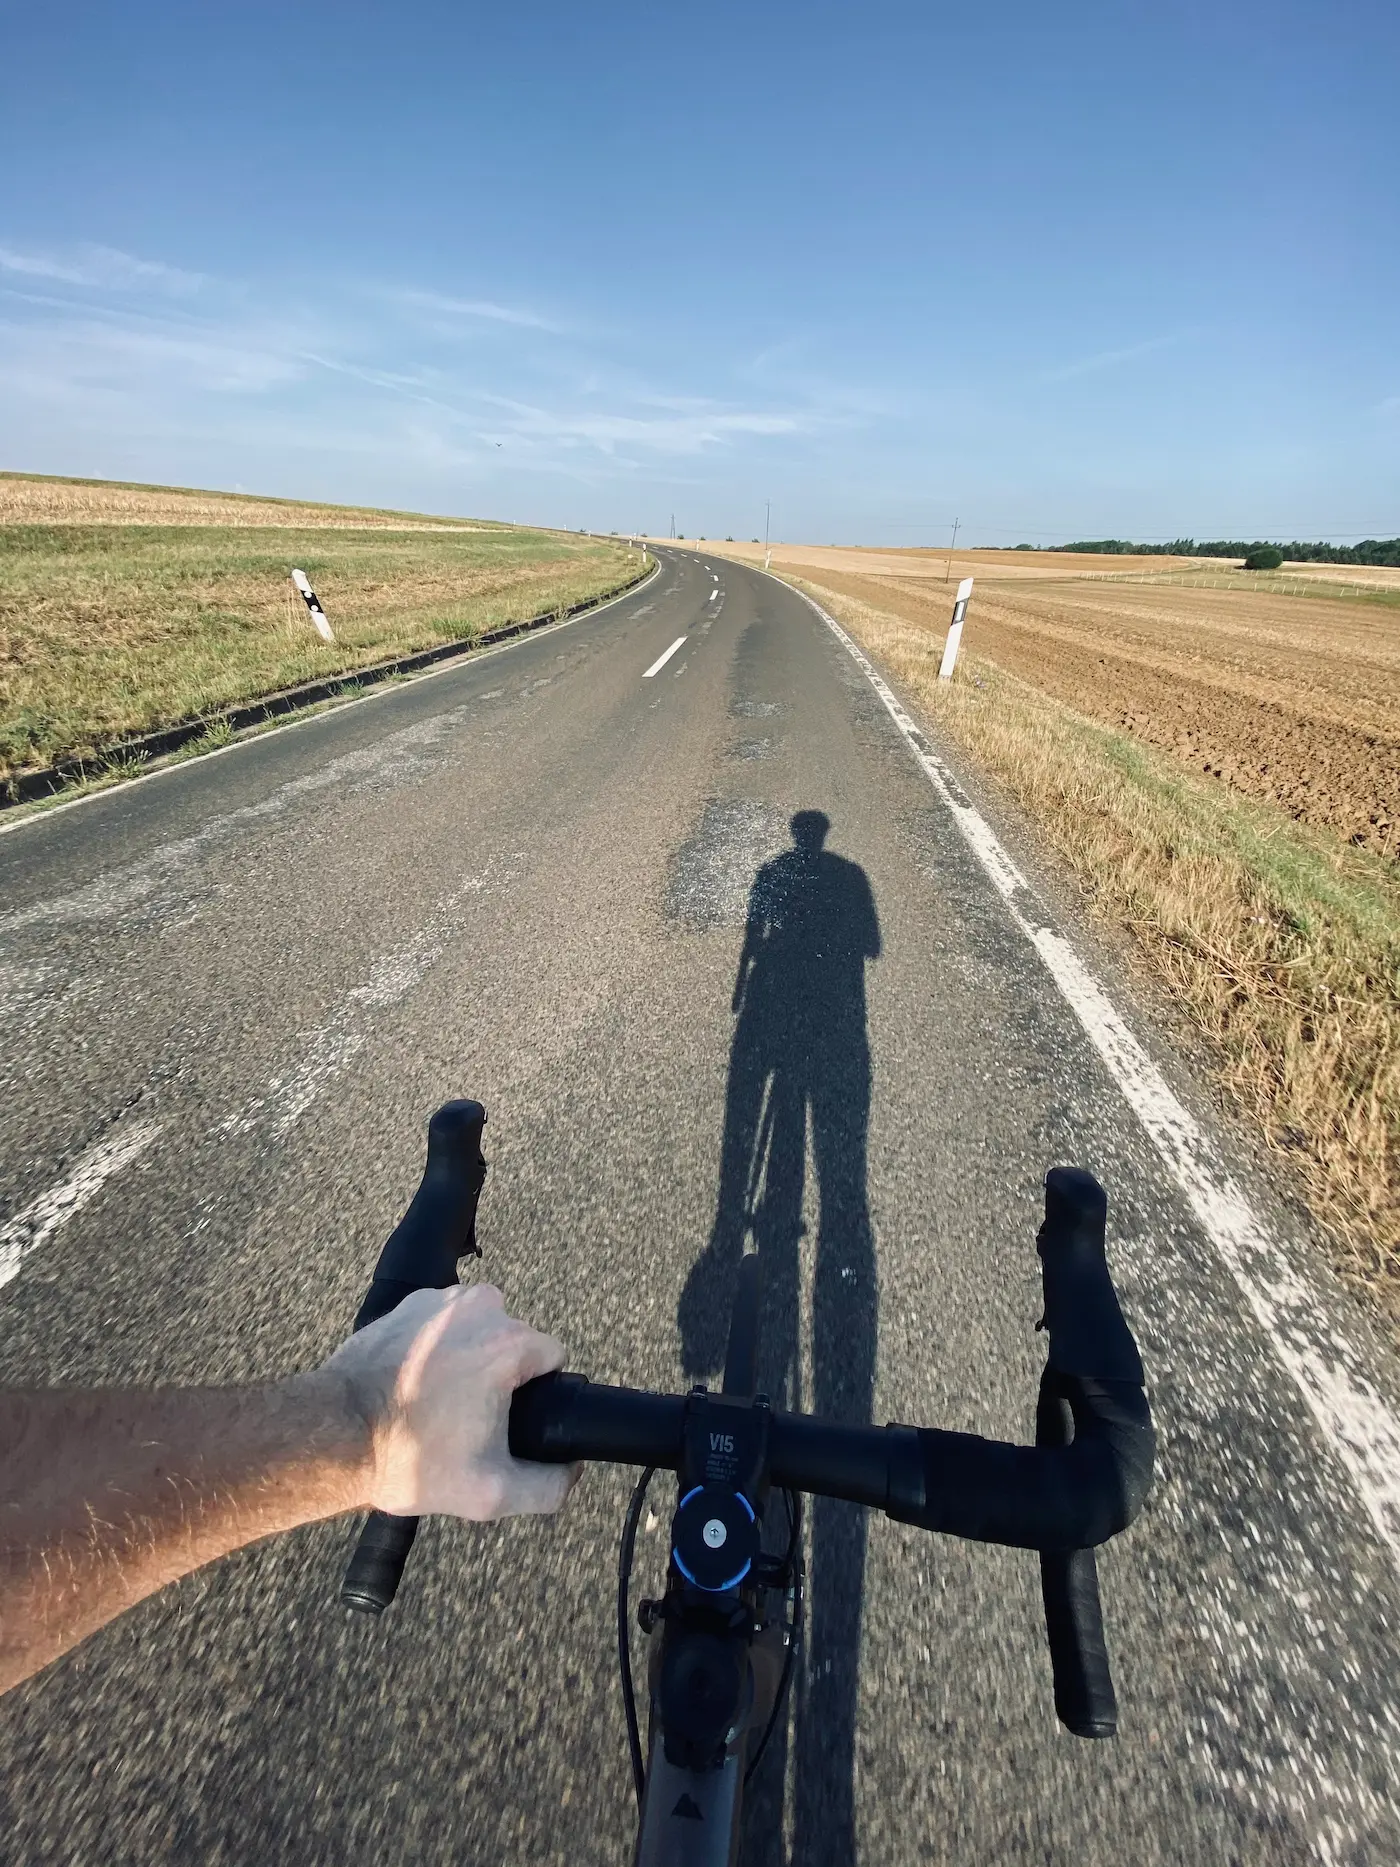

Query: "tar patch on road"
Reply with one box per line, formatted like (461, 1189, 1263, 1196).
(665, 798, 787, 929)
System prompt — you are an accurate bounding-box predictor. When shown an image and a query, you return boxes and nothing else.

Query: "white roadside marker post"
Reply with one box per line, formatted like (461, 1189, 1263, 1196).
(937, 577, 975, 680)
(290, 569, 336, 644)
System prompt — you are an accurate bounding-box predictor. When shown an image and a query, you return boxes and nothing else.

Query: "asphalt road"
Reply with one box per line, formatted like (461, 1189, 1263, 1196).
(2, 549, 1399, 1864)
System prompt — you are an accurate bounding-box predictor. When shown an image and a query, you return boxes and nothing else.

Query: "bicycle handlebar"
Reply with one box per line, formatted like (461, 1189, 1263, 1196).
(508, 1167, 1152, 1551)
(1034, 1165, 1149, 1735)
(508, 1162, 1152, 1737)
(506, 1362, 1150, 1553)
(339, 1108, 1154, 1740)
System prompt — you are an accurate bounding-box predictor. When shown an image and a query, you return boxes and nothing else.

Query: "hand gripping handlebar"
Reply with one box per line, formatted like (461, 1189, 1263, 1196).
(339, 1100, 488, 1615)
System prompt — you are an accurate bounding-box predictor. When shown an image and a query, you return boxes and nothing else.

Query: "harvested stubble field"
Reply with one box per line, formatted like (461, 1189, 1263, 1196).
(690, 536, 1400, 1319)
(0, 471, 502, 532)
(1, 474, 642, 784)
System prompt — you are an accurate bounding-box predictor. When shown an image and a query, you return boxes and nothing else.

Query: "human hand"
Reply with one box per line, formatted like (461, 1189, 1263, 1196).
(323, 1284, 579, 1520)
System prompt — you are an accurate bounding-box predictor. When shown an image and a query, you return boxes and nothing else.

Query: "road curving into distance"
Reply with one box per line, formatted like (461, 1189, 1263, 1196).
(2, 548, 1398, 1864)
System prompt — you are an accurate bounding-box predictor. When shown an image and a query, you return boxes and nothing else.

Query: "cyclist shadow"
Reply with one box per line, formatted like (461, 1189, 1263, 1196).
(678, 809, 880, 1867)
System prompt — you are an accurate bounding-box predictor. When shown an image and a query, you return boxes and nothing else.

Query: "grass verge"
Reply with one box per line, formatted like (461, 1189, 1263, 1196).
(787, 576, 1400, 1313)
(1, 514, 641, 783)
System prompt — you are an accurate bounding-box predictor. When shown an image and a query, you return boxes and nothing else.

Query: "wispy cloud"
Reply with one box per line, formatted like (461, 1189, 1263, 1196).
(0, 249, 834, 511)
(1042, 332, 1186, 383)
(300, 351, 442, 398)
(0, 242, 205, 295)
(392, 288, 563, 333)
(299, 340, 806, 458)
(0, 307, 311, 406)
(466, 389, 805, 458)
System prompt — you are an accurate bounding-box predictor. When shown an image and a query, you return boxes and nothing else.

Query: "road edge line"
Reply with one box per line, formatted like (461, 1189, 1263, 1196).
(784, 576, 1400, 1571)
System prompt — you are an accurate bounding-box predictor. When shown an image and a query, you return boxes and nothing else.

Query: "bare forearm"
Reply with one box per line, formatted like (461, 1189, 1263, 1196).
(0, 1284, 575, 1699)
(0, 1376, 369, 1693)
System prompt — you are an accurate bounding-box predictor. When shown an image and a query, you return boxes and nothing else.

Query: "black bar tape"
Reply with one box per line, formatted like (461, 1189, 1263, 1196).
(886, 1396, 1150, 1549)
(510, 1372, 688, 1471)
(1040, 1546, 1118, 1738)
(352, 1100, 488, 1331)
(338, 1101, 488, 1616)
(1036, 1364, 1118, 1737)
(509, 1373, 1151, 1551)
(342, 1511, 420, 1617)
(1037, 1166, 1144, 1384)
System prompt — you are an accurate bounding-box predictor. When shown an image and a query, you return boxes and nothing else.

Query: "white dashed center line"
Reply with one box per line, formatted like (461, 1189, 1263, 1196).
(643, 637, 687, 679)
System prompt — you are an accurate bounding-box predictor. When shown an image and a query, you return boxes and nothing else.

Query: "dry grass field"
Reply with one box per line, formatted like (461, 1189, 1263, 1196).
(0, 471, 501, 531)
(682, 537, 1400, 1317)
(1, 475, 643, 784)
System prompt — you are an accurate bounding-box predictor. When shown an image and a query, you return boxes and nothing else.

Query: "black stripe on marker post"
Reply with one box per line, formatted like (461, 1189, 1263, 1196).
(291, 569, 335, 642)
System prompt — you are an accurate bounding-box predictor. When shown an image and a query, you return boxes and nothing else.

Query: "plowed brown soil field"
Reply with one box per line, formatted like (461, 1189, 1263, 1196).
(686, 542, 1400, 861)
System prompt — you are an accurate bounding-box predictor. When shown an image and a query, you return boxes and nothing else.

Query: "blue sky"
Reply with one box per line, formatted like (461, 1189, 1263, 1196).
(1, 0, 1396, 543)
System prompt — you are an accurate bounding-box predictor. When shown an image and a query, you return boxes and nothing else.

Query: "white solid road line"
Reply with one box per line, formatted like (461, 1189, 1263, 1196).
(643, 637, 687, 678)
(0, 1116, 161, 1291)
(800, 586, 1400, 1574)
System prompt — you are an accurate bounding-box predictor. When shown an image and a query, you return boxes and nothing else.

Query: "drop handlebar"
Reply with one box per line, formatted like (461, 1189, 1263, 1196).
(339, 1106, 1154, 1740)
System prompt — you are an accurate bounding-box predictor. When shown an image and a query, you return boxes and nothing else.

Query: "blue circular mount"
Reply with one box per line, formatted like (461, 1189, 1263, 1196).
(671, 1485, 759, 1593)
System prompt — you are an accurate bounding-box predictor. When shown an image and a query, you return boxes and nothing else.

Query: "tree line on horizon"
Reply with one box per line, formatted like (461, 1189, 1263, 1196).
(999, 536, 1400, 567)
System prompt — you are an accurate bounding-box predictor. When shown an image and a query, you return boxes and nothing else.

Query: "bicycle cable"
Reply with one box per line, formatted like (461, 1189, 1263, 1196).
(617, 1465, 656, 1804)
(744, 1486, 804, 1786)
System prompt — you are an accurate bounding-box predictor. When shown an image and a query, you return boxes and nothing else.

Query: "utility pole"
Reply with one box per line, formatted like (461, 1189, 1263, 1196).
(945, 516, 960, 582)
(764, 500, 771, 569)
(670, 514, 676, 539)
